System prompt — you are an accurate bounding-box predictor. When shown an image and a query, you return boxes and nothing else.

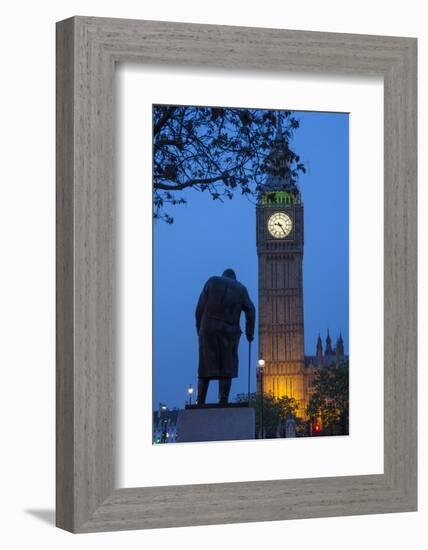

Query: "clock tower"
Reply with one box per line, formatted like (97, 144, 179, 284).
(256, 120, 307, 415)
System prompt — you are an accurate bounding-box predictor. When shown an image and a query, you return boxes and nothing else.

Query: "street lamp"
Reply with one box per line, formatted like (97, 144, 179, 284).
(160, 404, 168, 443)
(258, 359, 265, 439)
(188, 384, 194, 406)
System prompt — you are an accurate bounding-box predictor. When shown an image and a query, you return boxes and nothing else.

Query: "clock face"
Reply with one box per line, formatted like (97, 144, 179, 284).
(267, 212, 293, 238)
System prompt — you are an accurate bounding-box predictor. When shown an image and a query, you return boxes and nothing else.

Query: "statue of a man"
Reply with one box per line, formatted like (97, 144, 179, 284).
(195, 269, 256, 405)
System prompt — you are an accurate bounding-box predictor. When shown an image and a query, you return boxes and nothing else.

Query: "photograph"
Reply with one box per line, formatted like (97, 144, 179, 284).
(0, 1, 418, 542)
(152, 104, 349, 443)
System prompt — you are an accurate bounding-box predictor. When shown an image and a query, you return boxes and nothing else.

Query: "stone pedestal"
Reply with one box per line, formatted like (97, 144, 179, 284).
(176, 404, 255, 443)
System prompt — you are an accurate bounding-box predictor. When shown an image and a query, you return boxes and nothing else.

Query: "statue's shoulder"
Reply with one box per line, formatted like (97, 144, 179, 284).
(229, 279, 250, 298)
(204, 275, 222, 288)
(234, 279, 247, 292)
(235, 281, 254, 304)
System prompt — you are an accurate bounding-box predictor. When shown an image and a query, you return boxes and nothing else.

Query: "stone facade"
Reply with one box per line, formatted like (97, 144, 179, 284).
(256, 120, 347, 419)
(256, 196, 307, 415)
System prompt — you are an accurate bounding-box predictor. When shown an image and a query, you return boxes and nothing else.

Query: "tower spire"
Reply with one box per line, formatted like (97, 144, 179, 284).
(325, 329, 333, 355)
(258, 110, 302, 205)
(316, 332, 323, 368)
(262, 111, 292, 188)
(336, 332, 344, 362)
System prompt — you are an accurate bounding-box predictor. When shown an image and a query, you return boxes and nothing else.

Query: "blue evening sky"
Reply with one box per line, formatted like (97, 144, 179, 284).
(153, 110, 349, 409)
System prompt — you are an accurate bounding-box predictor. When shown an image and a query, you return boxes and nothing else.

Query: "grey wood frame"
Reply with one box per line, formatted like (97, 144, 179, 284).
(56, 16, 417, 533)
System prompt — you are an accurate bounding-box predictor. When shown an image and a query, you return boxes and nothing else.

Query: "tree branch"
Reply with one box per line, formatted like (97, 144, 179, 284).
(154, 174, 226, 191)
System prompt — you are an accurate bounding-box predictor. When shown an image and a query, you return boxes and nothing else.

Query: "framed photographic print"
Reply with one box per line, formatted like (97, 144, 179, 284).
(149, 103, 350, 444)
(56, 17, 417, 532)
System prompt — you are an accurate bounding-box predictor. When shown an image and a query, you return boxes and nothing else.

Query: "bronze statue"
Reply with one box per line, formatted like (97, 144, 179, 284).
(195, 269, 255, 404)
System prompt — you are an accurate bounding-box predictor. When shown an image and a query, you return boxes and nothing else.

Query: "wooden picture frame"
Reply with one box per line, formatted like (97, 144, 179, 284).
(56, 16, 417, 533)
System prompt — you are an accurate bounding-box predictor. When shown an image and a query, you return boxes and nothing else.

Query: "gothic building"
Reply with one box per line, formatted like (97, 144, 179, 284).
(303, 331, 348, 407)
(256, 113, 347, 419)
(305, 330, 346, 370)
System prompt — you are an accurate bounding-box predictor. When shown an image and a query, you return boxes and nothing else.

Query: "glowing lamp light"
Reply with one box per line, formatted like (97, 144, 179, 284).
(258, 359, 266, 368)
(314, 424, 321, 433)
(187, 383, 194, 405)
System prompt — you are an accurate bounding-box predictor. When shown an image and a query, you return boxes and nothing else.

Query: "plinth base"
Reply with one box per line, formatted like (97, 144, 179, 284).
(185, 402, 249, 410)
(176, 406, 255, 443)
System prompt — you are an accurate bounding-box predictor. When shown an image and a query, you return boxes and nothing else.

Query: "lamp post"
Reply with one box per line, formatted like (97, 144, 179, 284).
(188, 384, 193, 406)
(258, 359, 265, 439)
(160, 404, 168, 443)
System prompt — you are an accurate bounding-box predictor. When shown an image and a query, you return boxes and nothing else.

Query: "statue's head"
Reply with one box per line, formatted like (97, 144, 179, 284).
(222, 268, 236, 280)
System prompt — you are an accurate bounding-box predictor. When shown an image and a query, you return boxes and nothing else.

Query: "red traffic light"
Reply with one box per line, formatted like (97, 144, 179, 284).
(314, 424, 320, 433)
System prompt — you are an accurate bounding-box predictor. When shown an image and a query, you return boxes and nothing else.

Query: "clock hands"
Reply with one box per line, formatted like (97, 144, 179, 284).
(275, 222, 286, 234)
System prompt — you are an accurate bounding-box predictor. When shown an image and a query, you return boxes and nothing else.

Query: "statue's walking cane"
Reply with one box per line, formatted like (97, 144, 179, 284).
(248, 340, 252, 402)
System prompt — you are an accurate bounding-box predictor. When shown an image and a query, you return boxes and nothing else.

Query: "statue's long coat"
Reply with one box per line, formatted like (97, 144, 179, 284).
(196, 275, 255, 380)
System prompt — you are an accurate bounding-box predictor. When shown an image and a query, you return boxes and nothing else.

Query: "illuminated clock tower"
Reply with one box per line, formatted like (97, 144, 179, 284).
(256, 120, 307, 415)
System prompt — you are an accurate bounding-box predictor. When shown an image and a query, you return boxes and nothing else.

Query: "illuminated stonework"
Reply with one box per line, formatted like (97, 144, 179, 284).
(255, 121, 347, 420)
(256, 189, 307, 416)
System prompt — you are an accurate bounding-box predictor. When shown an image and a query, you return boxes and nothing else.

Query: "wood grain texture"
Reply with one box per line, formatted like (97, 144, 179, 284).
(56, 16, 417, 533)
(56, 18, 75, 532)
